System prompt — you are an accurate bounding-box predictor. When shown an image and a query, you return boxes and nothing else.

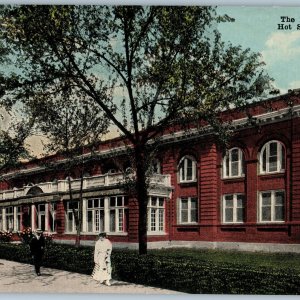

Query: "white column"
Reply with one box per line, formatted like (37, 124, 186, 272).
(104, 196, 110, 233)
(13, 206, 17, 231)
(31, 204, 36, 231)
(45, 203, 49, 231)
(82, 198, 87, 232)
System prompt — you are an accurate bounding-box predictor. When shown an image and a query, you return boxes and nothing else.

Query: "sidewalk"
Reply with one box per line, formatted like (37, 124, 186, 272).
(0, 259, 183, 294)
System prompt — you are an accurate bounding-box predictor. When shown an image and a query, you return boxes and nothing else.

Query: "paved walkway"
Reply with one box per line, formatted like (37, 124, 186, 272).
(0, 259, 183, 294)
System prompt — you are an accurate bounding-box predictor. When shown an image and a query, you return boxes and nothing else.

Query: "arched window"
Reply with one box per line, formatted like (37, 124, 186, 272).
(259, 140, 285, 174)
(223, 148, 245, 178)
(178, 155, 197, 183)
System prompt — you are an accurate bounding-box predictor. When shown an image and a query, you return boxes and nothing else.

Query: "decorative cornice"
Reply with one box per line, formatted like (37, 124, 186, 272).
(2, 103, 299, 179)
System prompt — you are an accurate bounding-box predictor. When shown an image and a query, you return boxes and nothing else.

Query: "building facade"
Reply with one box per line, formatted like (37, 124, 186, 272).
(1, 91, 300, 252)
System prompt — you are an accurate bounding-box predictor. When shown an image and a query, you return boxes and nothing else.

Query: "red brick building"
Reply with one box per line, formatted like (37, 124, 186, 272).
(1, 90, 300, 252)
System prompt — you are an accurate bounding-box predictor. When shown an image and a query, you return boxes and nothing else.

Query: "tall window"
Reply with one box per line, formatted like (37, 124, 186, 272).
(65, 201, 78, 233)
(178, 197, 198, 224)
(16, 206, 22, 231)
(178, 156, 197, 183)
(36, 204, 46, 231)
(223, 148, 244, 178)
(49, 202, 57, 232)
(147, 197, 165, 232)
(87, 198, 105, 233)
(109, 196, 128, 232)
(259, 140, 285, 174)
(259, 190, 285, 222)
(223, 194, 245, 223)
(5, 207, 14, 231)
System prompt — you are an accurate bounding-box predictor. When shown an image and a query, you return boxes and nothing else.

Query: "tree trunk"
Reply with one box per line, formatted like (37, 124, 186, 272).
(67, 175, 80, 247)
(134, 144, 148, 255)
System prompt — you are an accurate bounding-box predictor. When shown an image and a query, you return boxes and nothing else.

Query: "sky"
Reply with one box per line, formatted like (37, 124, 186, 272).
(217, 6, 300, 93)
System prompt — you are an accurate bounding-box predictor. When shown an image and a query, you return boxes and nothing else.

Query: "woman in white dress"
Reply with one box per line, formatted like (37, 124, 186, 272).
(92, 232, 112, 286)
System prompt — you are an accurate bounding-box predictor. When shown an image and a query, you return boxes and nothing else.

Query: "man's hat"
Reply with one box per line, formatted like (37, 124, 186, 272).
(36, 228, 43, 233)
(98, 232, 107, 238)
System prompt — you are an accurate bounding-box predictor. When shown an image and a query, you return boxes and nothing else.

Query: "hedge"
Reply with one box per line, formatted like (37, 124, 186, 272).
(1, 242, 300, 294)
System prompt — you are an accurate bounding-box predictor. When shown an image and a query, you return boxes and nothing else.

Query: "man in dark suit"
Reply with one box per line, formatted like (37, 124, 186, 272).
(29, 229, 45, 276)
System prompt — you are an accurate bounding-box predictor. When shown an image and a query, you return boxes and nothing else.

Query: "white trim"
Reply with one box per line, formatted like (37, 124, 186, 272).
(178, 197, 198, 224)
(223, 147, 245, 179)
(222, 193, 245, 224)
(259, 140, 285, 174)
(178, 155, 197, 183)
(258, 190, 285, 223)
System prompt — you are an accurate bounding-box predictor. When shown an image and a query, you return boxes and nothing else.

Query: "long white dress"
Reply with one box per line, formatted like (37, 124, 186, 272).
(92, 238, 112, 282)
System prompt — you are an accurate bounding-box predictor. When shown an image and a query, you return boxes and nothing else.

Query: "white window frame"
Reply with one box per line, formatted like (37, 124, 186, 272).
(222, 194, 245, 224)
(87, 198, 105, 233)
(16, 206, 22, 231)
(259, 190, 285, 223)
(178, 197, 198, 224)
(147, 197, 165, 233)
(223, 148, 244, 179)
(49, 202, 57, 233)
(178, 156, 197, 183)
(65, 201, 78, 233)
(37, 204, 46, 231)
(259, 140, 285, 174)
(5, 206, 14, 231)
(109, 196, 128, 233)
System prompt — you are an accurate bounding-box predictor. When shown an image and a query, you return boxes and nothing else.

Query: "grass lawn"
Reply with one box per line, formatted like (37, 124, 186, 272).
(148, 248, 300, 272)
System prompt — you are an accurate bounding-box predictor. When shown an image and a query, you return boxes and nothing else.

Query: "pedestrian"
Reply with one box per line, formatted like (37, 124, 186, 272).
(29, 228, 45, 276)
(92, 232, 112, 286)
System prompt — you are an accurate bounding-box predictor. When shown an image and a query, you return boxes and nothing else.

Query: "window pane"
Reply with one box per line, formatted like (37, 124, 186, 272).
(110, 210, 116, 232)
(269, 142, 277, 156)
(262, 149, 266, 172)
(159, 209, 164, 231)
(225, 156, 229, 177)
(181, 199, 188, 209)
(191, 199, 197, 209)
(262, 193, 271, 206)
(191, 209, 197, 222)
(87, 211, 93, 232)
(237, 195, 244, 207)
(231, 149, 239, 162)
(100, 210, 104, 232)
(181, 210, 188, 223)
(159, 198, 164, 207)
(94, 199, 99, 208)
(262, 207, 271, 221)
(231, 161, 239, 176)
(117, 197, 123, 206)
(110, 197, 116, 207)
(275, 192, 284, 205)
(88, 200, 93, 208)
(225, 208, 233, 222)
(225, 199, 233, 208)
(237, 207, 244, 222)
(269, 157, 278, 172)
(151, 197, 157, 207)
(275, 206, 284, 221)
(186, 159, 193, 180)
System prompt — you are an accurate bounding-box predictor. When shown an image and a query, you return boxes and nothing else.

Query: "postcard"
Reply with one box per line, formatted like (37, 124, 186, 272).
(0, 3, 300, 298)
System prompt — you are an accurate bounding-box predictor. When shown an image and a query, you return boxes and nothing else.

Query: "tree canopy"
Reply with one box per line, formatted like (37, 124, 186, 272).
(0, 5, 275, 253)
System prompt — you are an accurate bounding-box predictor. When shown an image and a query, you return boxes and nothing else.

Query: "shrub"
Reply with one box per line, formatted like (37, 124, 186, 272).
(1, 243, 300, 294)
(0, 231, 13, 243)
